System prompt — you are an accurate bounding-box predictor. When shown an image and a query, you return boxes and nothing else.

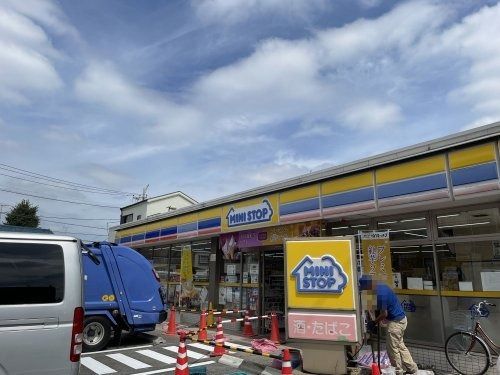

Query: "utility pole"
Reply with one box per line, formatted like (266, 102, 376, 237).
(0, 204, 11, 224)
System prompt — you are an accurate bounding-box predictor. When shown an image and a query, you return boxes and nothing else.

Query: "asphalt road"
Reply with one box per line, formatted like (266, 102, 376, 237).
(79, 331, 278, 375)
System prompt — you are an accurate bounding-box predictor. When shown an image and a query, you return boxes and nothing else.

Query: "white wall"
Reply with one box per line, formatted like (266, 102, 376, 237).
(146, 195, 194, 217)
(121, 201, 147, 222)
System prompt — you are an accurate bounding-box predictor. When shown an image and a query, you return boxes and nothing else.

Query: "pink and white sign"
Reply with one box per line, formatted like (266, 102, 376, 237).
(287, 312, 358, 342)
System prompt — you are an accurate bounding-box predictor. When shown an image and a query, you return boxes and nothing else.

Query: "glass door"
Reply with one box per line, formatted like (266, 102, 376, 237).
(262, 249, 285, 332)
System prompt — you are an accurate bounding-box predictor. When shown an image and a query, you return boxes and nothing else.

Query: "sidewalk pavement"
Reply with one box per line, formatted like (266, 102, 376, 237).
(152, 323, 310, 374)
(151, 324, 437, 375)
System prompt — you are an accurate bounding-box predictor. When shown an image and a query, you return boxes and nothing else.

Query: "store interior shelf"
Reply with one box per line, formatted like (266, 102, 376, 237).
(440, 290, 500, 298)
(242, 283, 259, 288)
(394, 289, 438, 296)
(219, 282, 240, 287)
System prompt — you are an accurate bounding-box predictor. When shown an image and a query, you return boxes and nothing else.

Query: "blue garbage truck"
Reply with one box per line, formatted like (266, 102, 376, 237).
(81, 242, 168, 351)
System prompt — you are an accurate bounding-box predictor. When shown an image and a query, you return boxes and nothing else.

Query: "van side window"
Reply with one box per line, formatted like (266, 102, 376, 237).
(0, 243, 65, 305)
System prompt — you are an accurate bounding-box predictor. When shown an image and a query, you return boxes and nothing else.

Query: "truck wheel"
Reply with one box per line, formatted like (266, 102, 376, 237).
(83, 316, 112, 351)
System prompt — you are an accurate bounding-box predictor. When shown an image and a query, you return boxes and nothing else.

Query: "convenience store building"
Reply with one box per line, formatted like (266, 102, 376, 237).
(113, 122, 500, 348)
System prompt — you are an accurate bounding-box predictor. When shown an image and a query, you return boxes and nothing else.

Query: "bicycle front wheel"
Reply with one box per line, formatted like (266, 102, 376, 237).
(445, 331, 490, 375)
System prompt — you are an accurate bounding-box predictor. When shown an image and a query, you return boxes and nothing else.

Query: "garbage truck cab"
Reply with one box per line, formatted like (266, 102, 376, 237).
(82, 242, 167, 351)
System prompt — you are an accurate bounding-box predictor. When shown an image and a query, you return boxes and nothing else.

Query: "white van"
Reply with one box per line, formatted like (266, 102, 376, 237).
(0, 233, 84, 375)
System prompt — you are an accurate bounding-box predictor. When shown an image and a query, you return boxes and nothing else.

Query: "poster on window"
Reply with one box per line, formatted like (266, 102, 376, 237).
(180, 245, 199, 306)
(360, 230, 393, 286)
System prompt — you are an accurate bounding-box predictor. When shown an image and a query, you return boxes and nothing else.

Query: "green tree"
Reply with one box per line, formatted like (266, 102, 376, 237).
(4, 199, 40, 227)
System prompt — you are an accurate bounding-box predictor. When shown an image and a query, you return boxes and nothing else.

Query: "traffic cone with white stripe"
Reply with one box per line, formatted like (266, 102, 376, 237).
(198, 310, 208, 341)
(175, 332, 189, 375)
(210, 317, 227, 357)
(243, 312, 255, 337)
(281, 348, 293, 375)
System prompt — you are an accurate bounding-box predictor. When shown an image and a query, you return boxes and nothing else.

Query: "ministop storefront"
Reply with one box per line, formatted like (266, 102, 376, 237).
(113, 123, 500, 348)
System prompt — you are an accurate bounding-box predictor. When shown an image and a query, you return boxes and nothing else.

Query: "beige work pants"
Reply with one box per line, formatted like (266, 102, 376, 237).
(386, 317, 418, 373)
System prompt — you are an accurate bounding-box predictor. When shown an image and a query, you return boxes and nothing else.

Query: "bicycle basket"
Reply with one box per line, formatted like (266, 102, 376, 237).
(450, 310, 474, 331)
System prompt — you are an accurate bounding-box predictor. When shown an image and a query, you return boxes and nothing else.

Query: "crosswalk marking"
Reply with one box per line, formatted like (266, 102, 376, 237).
(188, 342, 214, 352)
(129, 361, 215, 375)
(81, 357, 117, 374)
(136, 349, 177, 364)
(163, 346, 207, 359)
(106, 353, 151, 369)
(83, 344, 152, 356)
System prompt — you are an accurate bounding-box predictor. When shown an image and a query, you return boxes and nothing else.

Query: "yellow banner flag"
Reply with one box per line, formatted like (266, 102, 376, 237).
(180, 245, 193, 282)
(361, 231, 393, 285)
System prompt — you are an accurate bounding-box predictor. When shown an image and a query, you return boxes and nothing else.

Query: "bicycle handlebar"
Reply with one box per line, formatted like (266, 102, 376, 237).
(472, 300, 496, 318)
(478, 300, 496, 308)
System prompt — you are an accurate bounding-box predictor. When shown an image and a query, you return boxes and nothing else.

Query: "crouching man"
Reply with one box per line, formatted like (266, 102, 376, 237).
(359, 275, 418, 374)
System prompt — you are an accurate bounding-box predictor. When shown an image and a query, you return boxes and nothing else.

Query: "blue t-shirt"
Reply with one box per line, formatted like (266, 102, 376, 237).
(376, 283, 405, 321)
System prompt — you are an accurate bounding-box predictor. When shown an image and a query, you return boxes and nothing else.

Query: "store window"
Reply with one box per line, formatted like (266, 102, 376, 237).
(242, 251, 260, 312)
(436, 241, 500, 292)
(192, 241, 210, 284)
(167, 244, 182, 306)
(378, 215, 428, 241)
(391, 244, 436, 290)
(152, 247, 169, 283)
(219, 234, 241, 309)
(442, 296, 500, 344)
(437, 207, 500, 237)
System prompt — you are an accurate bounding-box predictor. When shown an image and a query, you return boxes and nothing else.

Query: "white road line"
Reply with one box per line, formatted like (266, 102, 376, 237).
(162, 346, 207, 359)
(82, 344, 153, 356)
(136, 349, 176, 364)
(80, 357, 116, 374)
(106, 353, 151, 369)
(188, 342, 214, 352)
(130, 361, 215, 375)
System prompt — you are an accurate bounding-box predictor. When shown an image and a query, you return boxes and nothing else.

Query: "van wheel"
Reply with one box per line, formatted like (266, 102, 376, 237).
(83, 317, 111, 351)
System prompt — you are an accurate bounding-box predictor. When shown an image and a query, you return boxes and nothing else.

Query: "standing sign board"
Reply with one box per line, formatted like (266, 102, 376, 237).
(360, 231, 393, 285)
(285, 238, 360, 343)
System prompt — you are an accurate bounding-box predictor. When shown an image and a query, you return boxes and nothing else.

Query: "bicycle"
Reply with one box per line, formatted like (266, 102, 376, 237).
(445, 300, 499, 375)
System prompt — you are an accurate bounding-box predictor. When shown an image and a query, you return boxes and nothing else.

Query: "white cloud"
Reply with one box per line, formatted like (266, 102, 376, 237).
(0, 0, 66, 104)
(340, 101, 403, 130)
(358, 0, 383, 9)
(443, 4, 500, 124)
(193, 0, 327, 24)
(78, 164, 133, 190)
(43, 125, 83, 143)
(1, 0, 78, 37)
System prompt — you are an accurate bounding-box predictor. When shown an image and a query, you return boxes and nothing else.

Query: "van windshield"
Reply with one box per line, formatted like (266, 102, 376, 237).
(0, 243, 65, 305)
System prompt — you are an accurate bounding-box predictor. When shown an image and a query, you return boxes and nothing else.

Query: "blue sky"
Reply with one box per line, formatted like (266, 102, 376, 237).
(1, 0, 500, 239)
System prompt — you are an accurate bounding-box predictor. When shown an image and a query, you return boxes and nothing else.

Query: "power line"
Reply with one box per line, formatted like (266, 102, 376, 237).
(0, 188, 121, 208)
(0, 172, 131, 196)
(0, 163, 135, 195)
(40, 219, 107, 230)
(52, 230, 108, 237)
(39, 215, 119, 221)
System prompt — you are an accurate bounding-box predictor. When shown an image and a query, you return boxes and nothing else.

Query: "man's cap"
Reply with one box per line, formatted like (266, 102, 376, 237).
(358, 274, 373, 291)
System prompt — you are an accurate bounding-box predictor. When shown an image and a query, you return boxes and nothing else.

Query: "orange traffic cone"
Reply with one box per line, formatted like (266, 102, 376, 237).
(371, 362, 380, 375)
(210, 317, 227, 357)
(165, 306, 177, 335)
(198, 310, 208, 341)
(175, 332, 189, 375)
(269, 312, 281, 344)
(281, 348, 293, 375)
(243, 313, 255, 337)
